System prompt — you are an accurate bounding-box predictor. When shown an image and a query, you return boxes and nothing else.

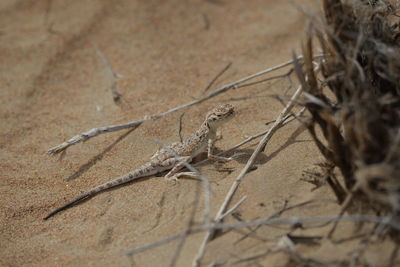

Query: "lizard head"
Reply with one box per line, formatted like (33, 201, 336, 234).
(205, 103, 235, 129)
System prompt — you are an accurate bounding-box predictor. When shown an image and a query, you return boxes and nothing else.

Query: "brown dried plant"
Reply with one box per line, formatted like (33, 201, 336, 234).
(295, 0, 400, 230)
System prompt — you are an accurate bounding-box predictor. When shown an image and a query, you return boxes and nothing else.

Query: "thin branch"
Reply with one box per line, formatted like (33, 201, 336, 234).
(202, 62, 232, 93)
(202, 13, 210, 30)
(236, 68, 294, 89)
(44, 0, 53, 27)
(327, 182, 360, 238)
(169, 185, 200, 267)
(169, 224, 193, 267)
(389, 244, 400, 267)
(47, 54, 322, 155)
(212, 54, 323, 95)
(223, 214, 400, 236)
(95, 46, 122, 103)
(125, 214, 399, 256)
(220, 196, 247, 219)
(95, 46, 120, 80)
(126, 231, 186, 256)
(192, 85, 304, 267)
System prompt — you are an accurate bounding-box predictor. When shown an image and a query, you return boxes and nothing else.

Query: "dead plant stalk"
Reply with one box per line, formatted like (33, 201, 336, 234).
(192, 85, 304, 267)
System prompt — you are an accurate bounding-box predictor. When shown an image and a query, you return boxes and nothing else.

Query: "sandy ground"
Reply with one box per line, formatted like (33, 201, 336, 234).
(1, 0, 398, 266)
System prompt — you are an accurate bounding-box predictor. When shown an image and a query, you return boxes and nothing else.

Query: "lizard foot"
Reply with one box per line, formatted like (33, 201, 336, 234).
(164, 175, 179, 183)
(175, 172, 198, 179)
(211, 152, 246, 162)
(210, 155, 233, 162)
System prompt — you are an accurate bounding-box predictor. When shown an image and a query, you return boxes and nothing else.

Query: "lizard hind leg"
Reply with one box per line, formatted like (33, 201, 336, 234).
(164, 156, 193, 182)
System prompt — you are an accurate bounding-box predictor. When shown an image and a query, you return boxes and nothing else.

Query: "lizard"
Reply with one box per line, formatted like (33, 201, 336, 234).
(44, 103, 236, 220)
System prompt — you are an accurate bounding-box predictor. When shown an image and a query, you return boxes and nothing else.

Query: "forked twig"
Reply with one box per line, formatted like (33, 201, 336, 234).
(220, 196, 247, 219)
(47, 54, 323, 155)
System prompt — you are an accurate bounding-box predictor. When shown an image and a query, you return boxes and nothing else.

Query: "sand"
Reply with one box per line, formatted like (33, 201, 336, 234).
(1, 0, 397, 266)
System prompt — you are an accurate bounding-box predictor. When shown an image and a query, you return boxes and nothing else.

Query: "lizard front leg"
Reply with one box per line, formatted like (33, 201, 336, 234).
(207, 138, 232, 162)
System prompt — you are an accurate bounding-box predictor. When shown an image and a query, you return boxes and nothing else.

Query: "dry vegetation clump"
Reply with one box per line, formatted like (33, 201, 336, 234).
(295, 0, 400, 234)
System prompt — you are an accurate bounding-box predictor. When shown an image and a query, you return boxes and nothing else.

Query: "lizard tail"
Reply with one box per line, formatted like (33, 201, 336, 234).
(43, 191, 92, 220)
(44, 163, 154, 220)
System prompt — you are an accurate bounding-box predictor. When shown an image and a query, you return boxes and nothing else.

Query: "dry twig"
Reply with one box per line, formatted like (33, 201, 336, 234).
(47, 54, 323, 155)
(295, 0, 400, 239)
(192, 85, 304, 267)
(95, 46, 123, 104)
(202, 62, 232, 94)
(125, 214, 399, 256)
